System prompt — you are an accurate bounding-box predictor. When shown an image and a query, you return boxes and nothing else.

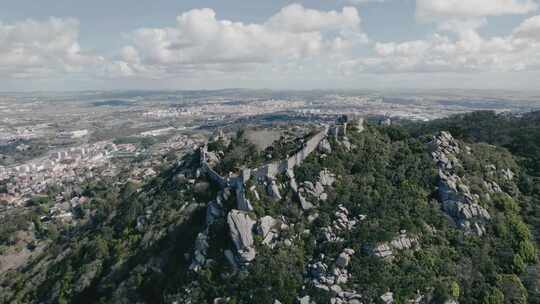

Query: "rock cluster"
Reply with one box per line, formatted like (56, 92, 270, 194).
(322, 205, 364, 243)
(483, 180, 502, 194)
(297, 169, 336, 210)
(227, 210, 257, 265)
(308, 249, 362, 304)
(370, 232, 419, 260)
(432, 131, 491, 236)
(502, 168, 515, 181)
(319, 169, 337, 187)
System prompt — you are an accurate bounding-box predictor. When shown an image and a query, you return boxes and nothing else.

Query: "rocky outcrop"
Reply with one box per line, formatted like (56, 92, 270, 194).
(502, 168, 515, 181)
(380, 292, 394, 304)
(371, 243, 393, 259)
(297, 169, 336, 210)
(318, 138, 332, 154)
(308, 248, 362, 304)
(321, 205, 364, 243)
(355, 118, 365, 133)
(370, 232, 419, 260)
(258, 216, 279, 247)
(432, 131, 491, 236)
(319, 169, 336, 187)
(483, 180, 502, 193)
(227, 210, 257, 265)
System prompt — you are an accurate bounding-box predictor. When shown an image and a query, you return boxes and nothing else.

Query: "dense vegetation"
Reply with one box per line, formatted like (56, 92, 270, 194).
(1, 111, 540, 303)
(407, 111, 540, 262)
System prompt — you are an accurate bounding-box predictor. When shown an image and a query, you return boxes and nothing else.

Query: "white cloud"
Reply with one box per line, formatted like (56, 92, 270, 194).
(345, 0, 386, 4)
(112, 4, 366, 78)
(0, 17, 100, 79)
(416, 0, 538, 20)
(350, 15, 540, 74)
(266, 4, 360, 32)
(513, 15, 540, 40)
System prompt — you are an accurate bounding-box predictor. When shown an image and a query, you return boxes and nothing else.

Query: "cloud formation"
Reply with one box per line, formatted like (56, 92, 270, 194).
(416, 0, 538, 20)
(348, 14, 540, 74)
(112, 4, 366, 78)
(0, 17, 100, 79)
(1, 2, 540, 90)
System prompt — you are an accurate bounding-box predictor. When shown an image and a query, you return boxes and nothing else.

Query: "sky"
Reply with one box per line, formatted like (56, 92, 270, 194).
(1, 0, 540, 91)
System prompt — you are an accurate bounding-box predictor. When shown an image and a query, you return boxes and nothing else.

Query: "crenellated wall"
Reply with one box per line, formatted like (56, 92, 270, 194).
(199, 125, 331, 210)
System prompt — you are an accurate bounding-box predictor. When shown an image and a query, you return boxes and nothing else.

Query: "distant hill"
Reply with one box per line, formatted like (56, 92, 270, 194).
(91, 100, 132, 107)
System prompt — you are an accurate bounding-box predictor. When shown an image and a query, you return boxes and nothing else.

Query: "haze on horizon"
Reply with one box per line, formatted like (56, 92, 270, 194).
(1, 0, 540, 92)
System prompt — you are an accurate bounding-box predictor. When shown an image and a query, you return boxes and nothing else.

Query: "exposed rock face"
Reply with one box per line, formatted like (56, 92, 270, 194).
(258, 216, 279, 247)
(297, 169, 336, 210)
(287, 169, 299, 193)
(319, 138, 332, 154)
(380, 292, 394, 304)
(249, 185, 260, 201)
(341, 137, 352, 151)
(483, 180, 502, 193)
(319, 169, 336, 187)
(227, 210, 256, 264)
(205, 151, 220, 166)
(502, 168, 515, 181)
(309, 248, 362, 304)
(322, 205, 363, 243)
(432, 131, 491, 236)
(370, 233, 419, 260)
(371, 243, 393, 259)
(390, 233, 419, 250)
(355, 118, 365, 133)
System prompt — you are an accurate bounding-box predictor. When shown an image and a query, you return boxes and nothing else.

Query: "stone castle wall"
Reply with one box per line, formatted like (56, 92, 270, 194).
(200, 126, 330, 211)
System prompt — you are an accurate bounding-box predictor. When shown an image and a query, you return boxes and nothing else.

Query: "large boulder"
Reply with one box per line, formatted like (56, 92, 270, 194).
(227, 210, 256, 264)
(319, 169, 336, 186)
(318, 138, 332, 154)
(259, 216, 279, 246)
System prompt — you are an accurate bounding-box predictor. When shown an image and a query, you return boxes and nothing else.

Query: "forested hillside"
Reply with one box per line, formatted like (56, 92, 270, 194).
(1, 111, 540, 304)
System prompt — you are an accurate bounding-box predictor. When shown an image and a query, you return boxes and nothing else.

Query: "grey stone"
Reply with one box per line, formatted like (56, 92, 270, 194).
(319, 138, 332, 154)
(335, 252, 351, 268)
(381, 292, 394, 304)
(259, 216, 279, 246)
(319, 169, 336, 186)
(227, 210, 256, 264)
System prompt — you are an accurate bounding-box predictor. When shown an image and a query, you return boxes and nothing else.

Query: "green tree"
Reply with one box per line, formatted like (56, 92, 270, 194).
(483, 288, 504, 304)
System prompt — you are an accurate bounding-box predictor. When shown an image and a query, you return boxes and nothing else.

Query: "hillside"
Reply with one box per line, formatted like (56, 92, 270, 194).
(1, 112, 540, 304)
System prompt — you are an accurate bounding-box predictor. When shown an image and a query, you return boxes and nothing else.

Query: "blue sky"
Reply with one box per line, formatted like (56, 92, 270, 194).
(1, 0, 540, 91)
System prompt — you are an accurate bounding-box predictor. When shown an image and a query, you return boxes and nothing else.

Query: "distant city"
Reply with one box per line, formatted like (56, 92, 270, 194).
(1, 89, 539, 217)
